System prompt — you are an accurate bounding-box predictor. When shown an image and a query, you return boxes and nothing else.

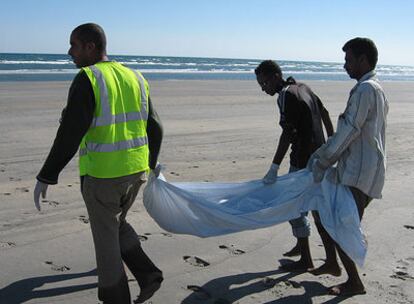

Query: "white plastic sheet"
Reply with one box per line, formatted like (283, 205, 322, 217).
(143, 168, 367, 267)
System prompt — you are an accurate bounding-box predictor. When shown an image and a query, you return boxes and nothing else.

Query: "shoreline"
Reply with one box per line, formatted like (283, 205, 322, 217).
(1, 78, 414, 83)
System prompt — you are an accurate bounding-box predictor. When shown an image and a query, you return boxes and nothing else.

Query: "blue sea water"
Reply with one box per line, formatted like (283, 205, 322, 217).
(1, 53, 414, 82)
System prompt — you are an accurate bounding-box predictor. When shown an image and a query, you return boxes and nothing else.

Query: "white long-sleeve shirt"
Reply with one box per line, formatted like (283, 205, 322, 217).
(315, 70, 388, 199)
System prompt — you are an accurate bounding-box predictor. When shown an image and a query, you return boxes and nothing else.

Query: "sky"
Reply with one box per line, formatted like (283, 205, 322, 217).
(1, 0, 413, 66)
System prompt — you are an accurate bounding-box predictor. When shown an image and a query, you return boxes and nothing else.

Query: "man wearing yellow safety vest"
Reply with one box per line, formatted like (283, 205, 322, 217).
(33, 23, 163, 304)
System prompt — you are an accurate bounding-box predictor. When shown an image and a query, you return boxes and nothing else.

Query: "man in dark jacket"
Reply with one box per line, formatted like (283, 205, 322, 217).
(255, 60, 334, 272)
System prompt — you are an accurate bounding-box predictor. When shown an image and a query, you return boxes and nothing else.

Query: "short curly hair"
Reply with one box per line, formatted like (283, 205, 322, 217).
(343, 37, 378, 68)
(255, 60, 282, 77)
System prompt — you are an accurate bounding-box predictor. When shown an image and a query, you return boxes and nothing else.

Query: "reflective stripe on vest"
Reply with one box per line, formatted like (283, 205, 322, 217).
(80, 136, 148, 155)
(89, 66, 148, 128)
(79, 66, 148, 156)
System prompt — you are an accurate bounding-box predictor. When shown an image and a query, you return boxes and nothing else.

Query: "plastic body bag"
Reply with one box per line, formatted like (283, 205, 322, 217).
(143, 168, 367, 267)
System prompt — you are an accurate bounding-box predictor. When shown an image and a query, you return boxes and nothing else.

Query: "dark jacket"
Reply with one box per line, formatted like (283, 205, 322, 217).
(274, 77, 333, 168)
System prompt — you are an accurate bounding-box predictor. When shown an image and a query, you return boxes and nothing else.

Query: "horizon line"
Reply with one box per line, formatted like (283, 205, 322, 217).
(1, 52, 412, 68)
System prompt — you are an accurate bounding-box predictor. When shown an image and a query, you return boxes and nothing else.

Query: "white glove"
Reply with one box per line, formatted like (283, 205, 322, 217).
(34, 181, 48, 211)
(311, 160, 326, 183)
(152, 163, 162, 177)
(263, 163, 279, 184)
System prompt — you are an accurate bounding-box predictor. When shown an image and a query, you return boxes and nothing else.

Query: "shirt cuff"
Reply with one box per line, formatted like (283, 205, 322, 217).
(36, 175, 58, 185)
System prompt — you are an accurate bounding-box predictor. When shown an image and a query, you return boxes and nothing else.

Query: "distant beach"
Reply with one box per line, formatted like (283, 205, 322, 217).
(1, 53, 414, 82)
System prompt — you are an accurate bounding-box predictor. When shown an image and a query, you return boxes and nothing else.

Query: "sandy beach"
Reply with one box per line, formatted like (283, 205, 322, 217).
(0, 79, 413, 304)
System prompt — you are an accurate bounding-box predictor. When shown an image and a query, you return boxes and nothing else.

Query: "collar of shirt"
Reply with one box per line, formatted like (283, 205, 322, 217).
(349, 70, 377, 96)
(277, 85, 291, 112)
(358, 70, 377, 83)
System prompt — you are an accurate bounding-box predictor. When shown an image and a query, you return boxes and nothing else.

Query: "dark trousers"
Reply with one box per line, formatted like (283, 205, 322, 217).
(313, 187, 372, 267)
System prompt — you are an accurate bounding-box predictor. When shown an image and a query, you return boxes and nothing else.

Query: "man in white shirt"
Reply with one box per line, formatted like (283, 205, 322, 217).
(308, 37, 388, 296)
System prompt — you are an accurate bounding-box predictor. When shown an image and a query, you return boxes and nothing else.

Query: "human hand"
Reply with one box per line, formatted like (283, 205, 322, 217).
(152, 163, 162, 177)
(307, 153, 319, 171)
(263, 163, 279, 184)
(34, 181, 48, 211)
(311, 160, 326, 183)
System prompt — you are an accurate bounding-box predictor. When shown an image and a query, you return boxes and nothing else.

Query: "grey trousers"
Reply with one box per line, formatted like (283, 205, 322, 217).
(81, 172, 162, 304)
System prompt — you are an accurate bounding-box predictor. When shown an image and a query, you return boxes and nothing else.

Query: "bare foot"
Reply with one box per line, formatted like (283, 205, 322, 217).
(280, 260, 313, 273)
(134, 274, 163, 303)
(283, 244, 301, 257)
(328, 281, 366, 297)
(309, 263, 341, 277)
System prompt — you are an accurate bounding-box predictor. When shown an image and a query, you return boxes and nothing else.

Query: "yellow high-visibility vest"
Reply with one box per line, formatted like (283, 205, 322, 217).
(79, 61, 149, 178)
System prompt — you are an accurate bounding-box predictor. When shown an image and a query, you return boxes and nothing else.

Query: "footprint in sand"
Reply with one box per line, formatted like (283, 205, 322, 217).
(390, 259, 414, 281)
(44, 261, 71, 272)
(138, 235, 148, 241)
(284, 280, 302, 289)
(16, 187, 29, 193)
(42, 199, 59, 207)
(186, 285, 212, 300)
(183, 256, 210, 267)
(270, 280, 302, 297)
(219, 244, 246, 255)
(78, 215, 89, 224)
(9, 177, 22, 181)
(0, 241, 16, 249)
(390, 270, 414, 281)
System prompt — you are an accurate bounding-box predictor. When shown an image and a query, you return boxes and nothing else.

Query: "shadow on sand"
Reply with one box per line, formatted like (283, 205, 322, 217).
(181, 265, 358, 304)
(0, 269, 97, 304)
(262, 280, 353, 304)
(181, 269, 294, 304)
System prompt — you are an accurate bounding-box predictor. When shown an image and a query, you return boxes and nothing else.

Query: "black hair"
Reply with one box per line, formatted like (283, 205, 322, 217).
(72, 23, 107, 53)
(342, 37, 378, 68)
(255, 60, 282, 77)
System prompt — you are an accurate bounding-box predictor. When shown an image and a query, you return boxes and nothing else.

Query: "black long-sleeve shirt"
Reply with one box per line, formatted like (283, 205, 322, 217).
(272, 79, 333, 169)
(37, 70, 163, 184)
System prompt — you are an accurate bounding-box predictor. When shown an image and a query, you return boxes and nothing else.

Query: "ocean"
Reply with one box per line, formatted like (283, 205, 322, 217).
(1, 53, 413, 82)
